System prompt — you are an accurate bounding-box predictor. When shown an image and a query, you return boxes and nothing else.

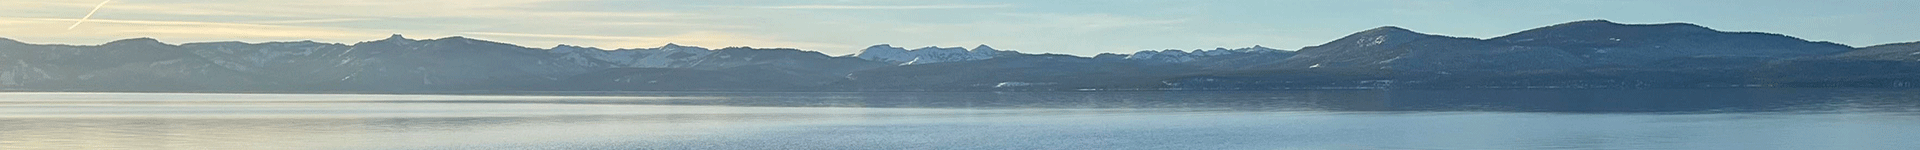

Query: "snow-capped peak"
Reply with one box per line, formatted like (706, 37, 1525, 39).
(854, 44, 1002, 65)
(1123, 45, 1289, 63)
(856, 44, 911, 62)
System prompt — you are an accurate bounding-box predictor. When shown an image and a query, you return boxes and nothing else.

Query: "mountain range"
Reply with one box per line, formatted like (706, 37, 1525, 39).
(2, 20, 1916, 92)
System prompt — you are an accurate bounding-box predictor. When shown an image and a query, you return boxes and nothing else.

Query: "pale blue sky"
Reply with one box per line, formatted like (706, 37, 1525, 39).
(3, 0, 1916, 55)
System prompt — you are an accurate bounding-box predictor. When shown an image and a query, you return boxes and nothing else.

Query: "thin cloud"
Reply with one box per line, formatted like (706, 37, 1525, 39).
(59, 0, 682, 19)
(247, 18, 377, 24)
(993, 13, 1193, 32)
(0, 16, 380, 43)
(16, 17, 301, 28)
(462, 32, 659, 40)
(588, 22, 753, 29)
(753, 4, 1013, 10)
(459, 31, 850, 51)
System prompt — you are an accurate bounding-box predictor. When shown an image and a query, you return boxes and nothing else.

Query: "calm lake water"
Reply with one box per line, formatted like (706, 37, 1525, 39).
(3, 88, 1919, 149)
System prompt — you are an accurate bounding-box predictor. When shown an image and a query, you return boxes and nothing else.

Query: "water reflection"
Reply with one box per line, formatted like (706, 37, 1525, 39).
(0, 104, 1084, 149)
(2, 88, 1918, 149)
(497, 88, 1920, 112)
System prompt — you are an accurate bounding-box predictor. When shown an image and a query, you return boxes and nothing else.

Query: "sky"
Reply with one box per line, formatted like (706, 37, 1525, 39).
(3, 0, 1918, 56)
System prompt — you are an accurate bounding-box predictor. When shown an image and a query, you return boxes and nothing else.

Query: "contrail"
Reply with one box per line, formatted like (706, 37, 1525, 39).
(68, 0, 112, 30)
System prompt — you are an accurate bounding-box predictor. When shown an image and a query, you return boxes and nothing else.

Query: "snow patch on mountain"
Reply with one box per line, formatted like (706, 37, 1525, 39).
(1123, 45, 1287, 63)
(855, 44, 1009, 65)
(549, 43, 715, 68)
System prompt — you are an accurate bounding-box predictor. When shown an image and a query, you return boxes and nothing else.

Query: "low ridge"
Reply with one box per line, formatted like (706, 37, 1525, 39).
(3, 20, 1917, 91)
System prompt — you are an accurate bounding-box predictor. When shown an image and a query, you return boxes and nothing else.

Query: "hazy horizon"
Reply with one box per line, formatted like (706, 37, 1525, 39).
(5, 0, 1917, 56)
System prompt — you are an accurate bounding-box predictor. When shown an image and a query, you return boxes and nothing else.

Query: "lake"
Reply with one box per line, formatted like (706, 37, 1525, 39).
(3, 88, 1919, 149)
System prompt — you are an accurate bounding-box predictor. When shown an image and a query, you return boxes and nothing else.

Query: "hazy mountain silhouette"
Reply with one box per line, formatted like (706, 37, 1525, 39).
(1, 20, 1915, 92)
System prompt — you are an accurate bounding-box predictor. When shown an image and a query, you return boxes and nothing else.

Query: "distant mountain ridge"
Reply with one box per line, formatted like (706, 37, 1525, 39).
(2, 20, 1916, 92)
(853, 44, 1011, 65)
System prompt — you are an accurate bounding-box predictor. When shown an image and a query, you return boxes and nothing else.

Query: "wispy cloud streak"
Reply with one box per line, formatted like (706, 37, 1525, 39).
(68, 0, 111, 30)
